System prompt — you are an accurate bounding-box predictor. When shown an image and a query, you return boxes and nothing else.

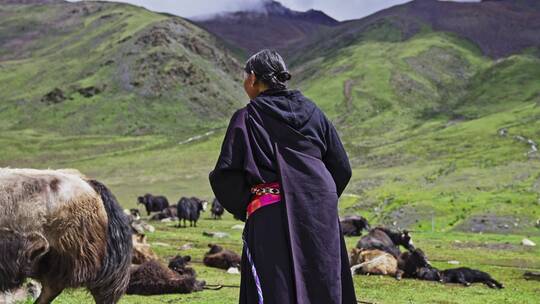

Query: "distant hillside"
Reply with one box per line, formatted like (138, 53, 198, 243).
(288, 0, 540, 64)
(194, 0, 338, 57)
(0, 0, 244, 136)
(291, 19, 540, 233)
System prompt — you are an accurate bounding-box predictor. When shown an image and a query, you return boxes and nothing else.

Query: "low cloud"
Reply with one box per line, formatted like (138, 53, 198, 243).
(68, 0, 482, 21)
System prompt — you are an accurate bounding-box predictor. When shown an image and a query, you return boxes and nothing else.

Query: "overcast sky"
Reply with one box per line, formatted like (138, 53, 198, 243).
(69, 0, 481, 21)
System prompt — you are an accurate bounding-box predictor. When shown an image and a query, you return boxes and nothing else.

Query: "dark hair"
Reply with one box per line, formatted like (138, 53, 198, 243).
(244, 49, 292, 90)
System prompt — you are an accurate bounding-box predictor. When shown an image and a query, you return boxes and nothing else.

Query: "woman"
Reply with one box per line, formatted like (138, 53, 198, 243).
(209, 49, 357, 304)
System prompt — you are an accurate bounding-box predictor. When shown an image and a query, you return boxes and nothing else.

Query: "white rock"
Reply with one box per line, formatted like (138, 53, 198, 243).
(179, 243, 193, 251)
(522, 238, 536, 247)
(447, 260, 460, 265)
(143, 223, 155, 233)
(161, 218, 173, 223)
(231, 224, 245, 230)
(227, 267, 240, 274)
(213, 232, 230, 239)
(152, 242, 171, 247)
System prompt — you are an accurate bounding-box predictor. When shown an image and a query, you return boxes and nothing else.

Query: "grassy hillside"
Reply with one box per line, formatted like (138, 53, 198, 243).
(2, 131, 539, 304)
(0, 1, 244, 137)
(293, 26, 540, 234)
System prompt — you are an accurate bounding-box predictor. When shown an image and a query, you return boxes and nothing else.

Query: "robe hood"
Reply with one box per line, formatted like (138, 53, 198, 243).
(250, 89, 317, 129)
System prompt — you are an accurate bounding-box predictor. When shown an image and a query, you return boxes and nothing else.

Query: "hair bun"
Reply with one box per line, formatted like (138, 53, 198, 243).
(276, 71, 292, 82)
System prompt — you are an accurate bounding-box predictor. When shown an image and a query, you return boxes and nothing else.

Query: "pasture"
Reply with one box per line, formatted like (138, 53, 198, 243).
(2, 130, 539, 304)
(45, 217, 539, 304)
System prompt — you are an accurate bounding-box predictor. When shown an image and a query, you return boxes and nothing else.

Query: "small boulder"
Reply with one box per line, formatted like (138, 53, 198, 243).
(447, 260, 460, 265)
(203, 231, 230, 239)
(231, 224, 245, 230)
(178, 243, 193, 251)
(522, 238, 536, 247)
(227, 267, 240, 275)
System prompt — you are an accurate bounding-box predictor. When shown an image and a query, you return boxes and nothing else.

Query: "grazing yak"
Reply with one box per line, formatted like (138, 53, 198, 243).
(357, 227, 415, 258)
(440, 267, 503, 289)
(340, 215, 370, 237)
(127, 260, 204, 295)
(203, 244, 241, 270)
(137, 194, 169, 216)
(0, 168, 132, 304)
(177, 197, 207, 228)
(349, 248, 402, 279)
(211, 198, 224, 220)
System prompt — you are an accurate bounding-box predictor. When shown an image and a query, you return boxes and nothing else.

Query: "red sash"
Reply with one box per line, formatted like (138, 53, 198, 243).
(247, 182, 281, 218)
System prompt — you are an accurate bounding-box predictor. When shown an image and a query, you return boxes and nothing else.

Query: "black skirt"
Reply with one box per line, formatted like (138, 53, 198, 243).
(239, 203, 296, 304)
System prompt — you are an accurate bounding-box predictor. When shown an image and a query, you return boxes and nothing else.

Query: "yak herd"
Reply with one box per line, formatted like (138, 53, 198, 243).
(341, 216, 504, 289)
(0, 168, 506, 304)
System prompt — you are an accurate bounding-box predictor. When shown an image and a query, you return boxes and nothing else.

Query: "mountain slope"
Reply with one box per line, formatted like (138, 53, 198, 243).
(0, 0, 244, 136)
(292, 24, 540, 233)
(194, 0, 338, 57)
(288, 0, 540, 65)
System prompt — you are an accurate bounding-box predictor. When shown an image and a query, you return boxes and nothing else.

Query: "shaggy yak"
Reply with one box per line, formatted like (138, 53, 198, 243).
(168, 255, 196, 277)
(357, 227, 415, 258)
(177, 197, 207, 228)
(349, 248, 402, 279)
(210, 198, 224, 220)
(137, 194, 169, 216)
(131, 234, 159, 265)
(0, 168, 132, 304)
(340, 215, 370, 237)
(203, 244, 241, 270)
(127, 260, 204, 295)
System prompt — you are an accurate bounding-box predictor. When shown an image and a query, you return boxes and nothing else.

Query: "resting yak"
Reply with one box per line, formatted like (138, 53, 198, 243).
(177, 197, 207, 227)
(203, 244, 241, 270)
(349, 248, 402, 279)
(137, 194, 169, 216)
(440, 267, 503, 289)
(357, 227, 415, 258)
(127, 260, 204, 295)
(0, 168, 132, 304)
(340, 215, 370, 237)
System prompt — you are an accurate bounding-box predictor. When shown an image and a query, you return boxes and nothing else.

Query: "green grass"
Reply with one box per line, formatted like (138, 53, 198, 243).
(41, 217, 540, 304)
(2, 129, 540, 303)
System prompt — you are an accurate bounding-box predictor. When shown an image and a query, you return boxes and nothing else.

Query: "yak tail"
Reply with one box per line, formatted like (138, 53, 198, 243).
(87, 180, 133, 304)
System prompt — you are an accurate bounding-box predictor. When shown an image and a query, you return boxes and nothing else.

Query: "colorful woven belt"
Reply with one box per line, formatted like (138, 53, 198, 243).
(247, 182, 281, 218)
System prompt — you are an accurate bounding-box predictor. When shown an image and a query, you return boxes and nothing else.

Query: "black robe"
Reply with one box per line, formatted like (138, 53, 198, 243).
(209, 89, 357, 304)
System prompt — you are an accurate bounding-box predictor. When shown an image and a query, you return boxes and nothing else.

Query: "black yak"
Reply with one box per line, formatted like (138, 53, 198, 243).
(177, 197, 207, 227)
(137, 194, 169, 216)
(168, 255, 196, 277)
(210, 198, 224, 220)
(0, 168, 132, 304)
(440, 267, 504, 289)
(357, 227, 415, 258)
(340, 215, 370, 236)
(127, 260, 204, 295)
(397, 248, 431, 278)
(203, 244, 241, 270)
